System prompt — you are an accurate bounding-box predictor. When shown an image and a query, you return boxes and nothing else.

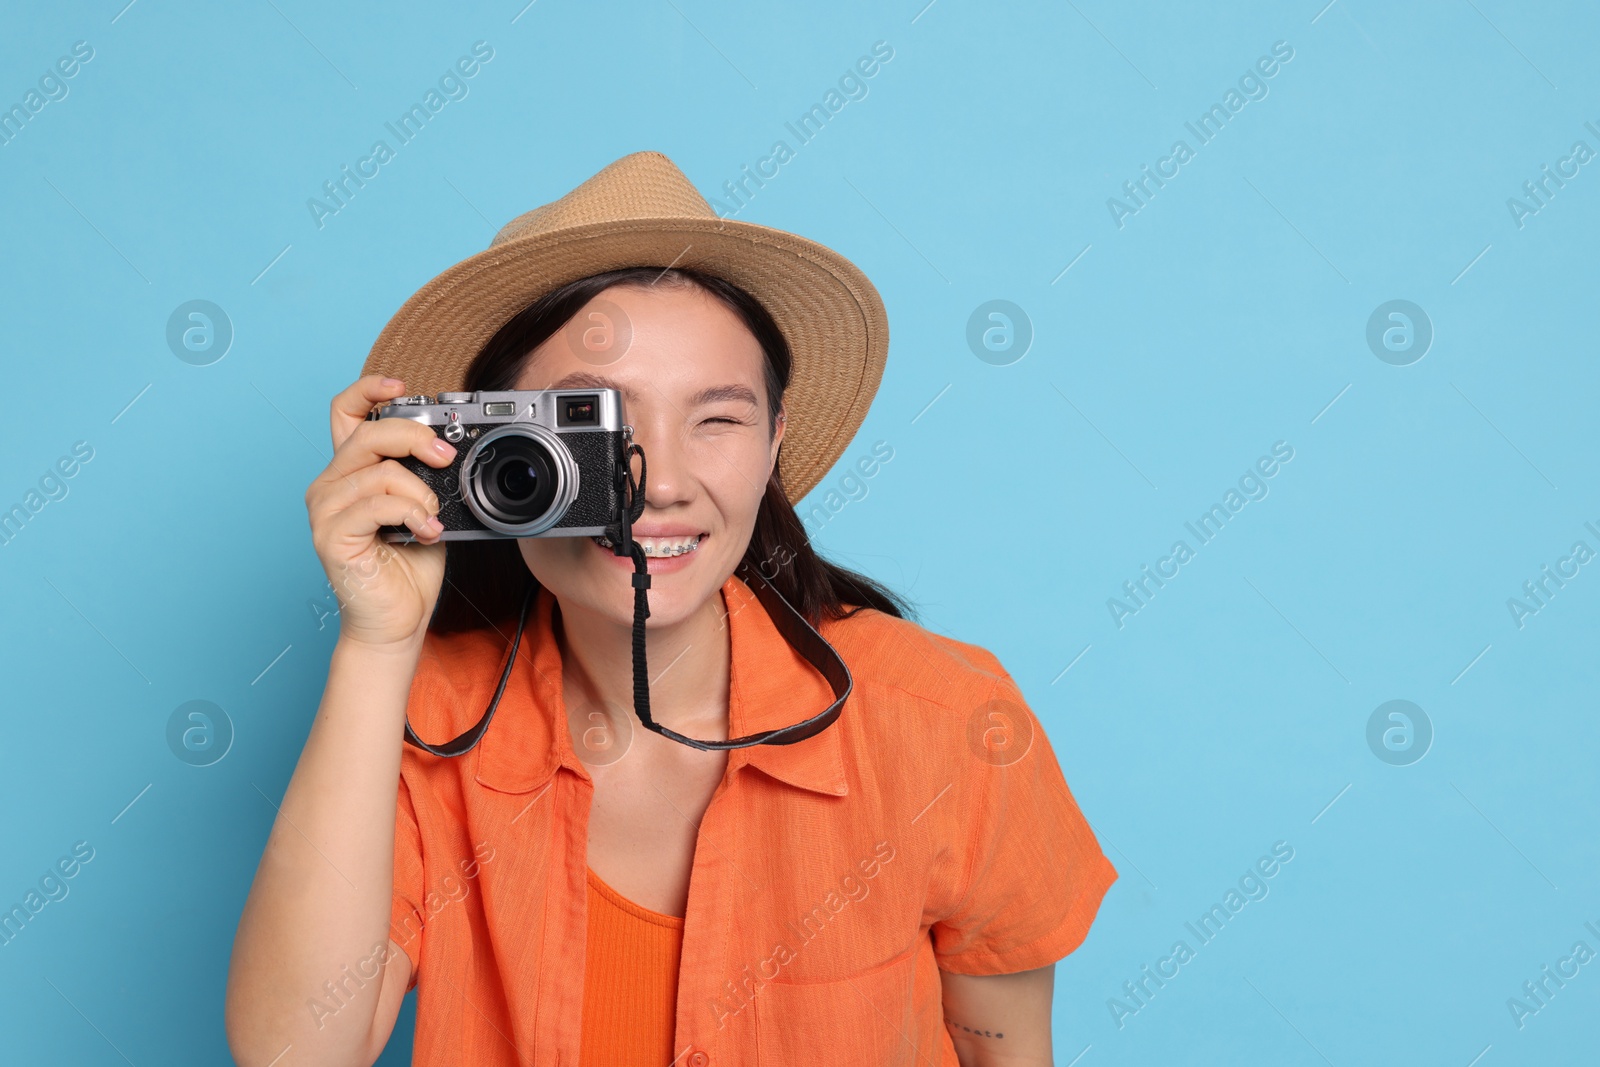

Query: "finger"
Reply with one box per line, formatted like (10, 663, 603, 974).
(319, 416, 457, 490)
(310, 458, 443, 520)
(319, 492, 445, 554)
(330, 374, 412, 454)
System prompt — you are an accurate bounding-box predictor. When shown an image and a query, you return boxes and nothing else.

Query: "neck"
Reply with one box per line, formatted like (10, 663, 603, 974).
(553, 585, 733, 741)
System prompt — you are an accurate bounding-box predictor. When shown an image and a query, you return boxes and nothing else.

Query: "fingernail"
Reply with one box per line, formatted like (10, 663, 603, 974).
(382, 377, 404, 389)
(425, 516, 444, 533)
(433, 439, 456, 457)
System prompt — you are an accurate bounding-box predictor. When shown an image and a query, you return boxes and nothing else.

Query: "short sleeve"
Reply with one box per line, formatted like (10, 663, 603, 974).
(930, 671, 1117, 975)
(389, 771, 426, 990)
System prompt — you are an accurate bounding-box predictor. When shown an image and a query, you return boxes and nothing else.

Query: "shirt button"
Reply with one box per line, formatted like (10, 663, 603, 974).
(688, 1051, 710, 1067)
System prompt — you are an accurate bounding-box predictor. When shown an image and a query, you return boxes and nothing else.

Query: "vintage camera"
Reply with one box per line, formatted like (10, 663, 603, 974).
(366, 388, 632, 541)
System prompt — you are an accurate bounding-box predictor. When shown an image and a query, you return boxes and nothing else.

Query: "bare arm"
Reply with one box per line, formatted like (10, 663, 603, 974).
(225, 640, 420, 1066)
(225, 376, 450, 1067)
(940, 964, 1057, 1067)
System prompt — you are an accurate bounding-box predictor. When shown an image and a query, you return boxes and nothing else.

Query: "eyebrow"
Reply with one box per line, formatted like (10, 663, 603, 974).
(542, 370, 760, 410)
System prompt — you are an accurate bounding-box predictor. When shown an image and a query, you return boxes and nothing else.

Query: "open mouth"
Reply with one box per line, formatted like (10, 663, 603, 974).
(591, 533, 706, 558)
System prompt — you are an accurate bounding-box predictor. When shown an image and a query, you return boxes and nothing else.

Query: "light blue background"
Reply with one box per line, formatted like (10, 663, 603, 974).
(2, 1, 1596, 1063)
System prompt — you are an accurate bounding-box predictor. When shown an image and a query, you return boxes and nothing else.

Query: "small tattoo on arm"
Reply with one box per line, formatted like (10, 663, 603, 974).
(944, 1015, 1004, 1039)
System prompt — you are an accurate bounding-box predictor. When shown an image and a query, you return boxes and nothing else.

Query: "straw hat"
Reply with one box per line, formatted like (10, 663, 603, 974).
(360, 150, 889, 504)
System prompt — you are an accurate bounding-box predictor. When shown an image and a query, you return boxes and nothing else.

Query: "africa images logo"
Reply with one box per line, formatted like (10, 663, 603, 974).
(306, 42, 495, 229)
(709, 40, 895, 219)
(1105, 40, 1295, 229)
(1108, 841, 1295, 1029)
(708, 840, 897, 1028)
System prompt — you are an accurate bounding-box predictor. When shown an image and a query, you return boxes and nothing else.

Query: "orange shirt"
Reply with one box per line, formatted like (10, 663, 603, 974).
(389, 572, 1116, 1065)
(579, 865, 683, 1065)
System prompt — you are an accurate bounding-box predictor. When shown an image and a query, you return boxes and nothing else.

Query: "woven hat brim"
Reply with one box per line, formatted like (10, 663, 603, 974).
(361, 217, 888, 505)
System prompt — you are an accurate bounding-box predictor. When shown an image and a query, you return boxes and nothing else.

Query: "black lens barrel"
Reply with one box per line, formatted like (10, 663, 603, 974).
(472, 435, 559, 525)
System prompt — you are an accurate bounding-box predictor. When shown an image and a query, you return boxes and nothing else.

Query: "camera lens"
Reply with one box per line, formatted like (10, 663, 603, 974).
(470, 434, 559, 526)
(496, 458, 538, 501)
(458, 422, 579, 536)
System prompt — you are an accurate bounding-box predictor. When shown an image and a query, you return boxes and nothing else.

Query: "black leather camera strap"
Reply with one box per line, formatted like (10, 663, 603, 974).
(404, 440, 853, 757)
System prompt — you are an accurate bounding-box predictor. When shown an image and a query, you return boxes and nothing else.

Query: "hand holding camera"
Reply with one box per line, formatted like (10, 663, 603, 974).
(304, 375, 454, 652)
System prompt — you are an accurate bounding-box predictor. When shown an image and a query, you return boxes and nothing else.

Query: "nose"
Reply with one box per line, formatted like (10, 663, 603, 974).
(631, 414, 692, 512)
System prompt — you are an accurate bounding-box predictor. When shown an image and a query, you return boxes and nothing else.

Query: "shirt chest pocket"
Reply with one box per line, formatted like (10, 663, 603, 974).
(753, 943, 930, 1066)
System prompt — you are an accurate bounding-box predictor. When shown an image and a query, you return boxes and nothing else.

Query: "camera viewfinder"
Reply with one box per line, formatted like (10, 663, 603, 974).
(558, 395, 599, 427)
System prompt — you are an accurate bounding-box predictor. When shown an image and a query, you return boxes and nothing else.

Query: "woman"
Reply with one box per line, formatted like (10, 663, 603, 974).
(226, 152, 1116, 1067)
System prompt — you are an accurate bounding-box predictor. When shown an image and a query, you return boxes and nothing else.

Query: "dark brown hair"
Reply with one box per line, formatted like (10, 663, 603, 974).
(428, 266, 912, 634)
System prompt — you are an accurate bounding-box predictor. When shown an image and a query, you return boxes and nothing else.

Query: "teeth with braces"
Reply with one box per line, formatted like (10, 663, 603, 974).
(593, 533, 704, 557)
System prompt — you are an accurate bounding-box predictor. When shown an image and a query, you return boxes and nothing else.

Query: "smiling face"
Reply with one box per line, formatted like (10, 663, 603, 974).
(512, 281, 785, 630)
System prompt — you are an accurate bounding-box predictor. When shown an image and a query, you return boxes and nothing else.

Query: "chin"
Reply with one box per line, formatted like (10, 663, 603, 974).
(597, 571, 727, 632)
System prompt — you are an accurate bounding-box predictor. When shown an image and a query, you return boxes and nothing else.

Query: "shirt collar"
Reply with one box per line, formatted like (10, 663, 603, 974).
(474, 573, 848, 797)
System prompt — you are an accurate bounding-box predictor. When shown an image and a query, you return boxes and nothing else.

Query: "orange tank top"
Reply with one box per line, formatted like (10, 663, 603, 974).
(579, 865, 684, 1066)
